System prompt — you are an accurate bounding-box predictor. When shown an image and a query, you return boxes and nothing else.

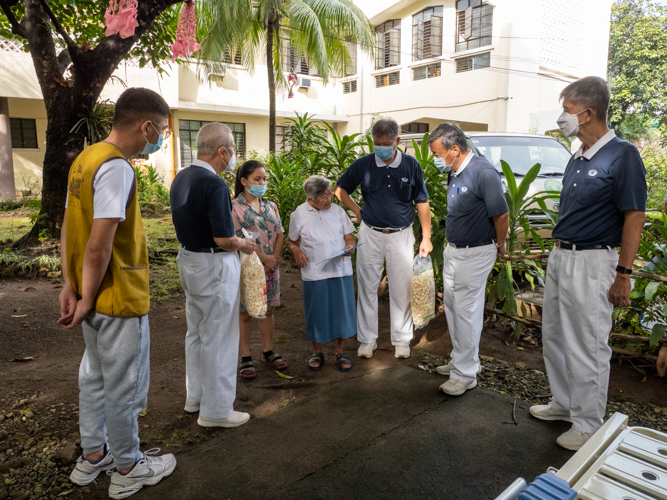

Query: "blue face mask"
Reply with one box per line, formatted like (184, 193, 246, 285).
(434, 156, 451, 172)
(247, 184, 267, 197)
(140, 122, 164, 155)
(374, 146, 394, 161)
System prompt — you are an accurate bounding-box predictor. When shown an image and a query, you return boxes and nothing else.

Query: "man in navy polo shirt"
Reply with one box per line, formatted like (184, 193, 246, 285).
(428, 123, 509, 396)
(171, 122, 256, 429)
(335, 119, 432, 359)
(530, 77, 647, 450)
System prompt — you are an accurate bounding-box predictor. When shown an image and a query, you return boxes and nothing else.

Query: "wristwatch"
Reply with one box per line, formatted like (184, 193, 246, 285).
(495, 242, 506, 248)
(616, 265, 633, 275)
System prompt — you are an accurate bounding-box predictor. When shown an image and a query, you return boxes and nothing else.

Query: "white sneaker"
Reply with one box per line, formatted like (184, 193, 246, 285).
(529, 403, 571, 423)
(184, 401, 200, 413)
(70, 445, 115, 486)
(197, 411, 250, 428)
(436, 363, 482, 376)
(108, 449, 176, 499)
(394, 345, 411, 359)
(556, 428, 593, 451)
(439, 378, 477, 396)
(357, 342, 378, 358)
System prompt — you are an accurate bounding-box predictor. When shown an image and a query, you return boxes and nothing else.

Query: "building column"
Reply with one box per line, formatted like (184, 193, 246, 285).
(0, 97, 17, 201)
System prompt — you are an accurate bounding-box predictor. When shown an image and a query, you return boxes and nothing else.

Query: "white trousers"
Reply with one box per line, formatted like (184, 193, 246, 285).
(442, 243, 497, 383)
(542, 246, 618, 433)
(178, 248, 241, 419)
(356, 223, 415, 346)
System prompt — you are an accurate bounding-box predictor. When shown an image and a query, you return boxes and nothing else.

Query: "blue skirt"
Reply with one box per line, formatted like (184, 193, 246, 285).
(303, 276, 357, 343)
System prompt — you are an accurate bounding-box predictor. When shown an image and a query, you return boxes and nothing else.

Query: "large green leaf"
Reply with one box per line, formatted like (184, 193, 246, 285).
(500, 160, 517, 198)
(645, 281, 661, 301)
(517, 163, 541, 201)
(650, 324, 667, 347)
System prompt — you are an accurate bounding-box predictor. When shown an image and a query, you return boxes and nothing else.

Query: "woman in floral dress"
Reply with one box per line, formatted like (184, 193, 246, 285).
(232, 160, 287, 379)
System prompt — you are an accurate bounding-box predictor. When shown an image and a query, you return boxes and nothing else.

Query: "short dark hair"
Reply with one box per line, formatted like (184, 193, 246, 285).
(235, 160, 266, 199)
(372, 119, 399, 139)
(427, 123, 469, 153)
(113, 87, 170, 130)
(560, 76, 610, 122)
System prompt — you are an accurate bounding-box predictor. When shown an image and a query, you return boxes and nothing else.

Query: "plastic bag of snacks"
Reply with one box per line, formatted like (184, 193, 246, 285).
(239, 229, 267, 319)
(411, 255, 435, 329)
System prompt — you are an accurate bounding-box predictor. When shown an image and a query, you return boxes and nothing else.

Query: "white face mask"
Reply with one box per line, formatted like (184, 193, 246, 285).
(557, 108, 588, 137)
(221, 148, 237, 173)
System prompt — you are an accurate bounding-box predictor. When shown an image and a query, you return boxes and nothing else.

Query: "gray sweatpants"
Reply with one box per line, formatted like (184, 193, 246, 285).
(78, 312, 150, 469)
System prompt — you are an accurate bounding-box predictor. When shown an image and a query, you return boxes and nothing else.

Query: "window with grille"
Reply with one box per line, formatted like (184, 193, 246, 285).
(413, 62, 441, 81)
(346, 40, 358, 76)
(402, 122, 429, 134)
(456, 0, 493, 53)
(10, 118, 38, 149)
(456, 52, 491, 72)
(343, 80, 358, 94)
(413, 7, 443, 61)
(275, 125, 292, 152)
(179, 120, 246, 167)
(375, 71, 400, 88)
(281, 37, 314, 75)
(375, 20, 401, 70)
(223, 49, 242, 65)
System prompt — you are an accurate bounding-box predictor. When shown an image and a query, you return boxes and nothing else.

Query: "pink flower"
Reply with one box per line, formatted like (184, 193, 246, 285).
(104, 0, 139, 39)
(172, 1, 200, 61)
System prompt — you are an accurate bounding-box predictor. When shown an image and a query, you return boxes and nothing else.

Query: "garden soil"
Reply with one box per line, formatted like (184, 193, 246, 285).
(1, 261, 667, 499)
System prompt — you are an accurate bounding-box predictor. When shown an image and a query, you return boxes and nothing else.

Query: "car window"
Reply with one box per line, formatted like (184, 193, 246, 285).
(470, 136, 571, 175)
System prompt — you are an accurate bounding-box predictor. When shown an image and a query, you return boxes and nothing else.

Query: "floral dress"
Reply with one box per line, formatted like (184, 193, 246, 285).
(231, 193, 284, 309)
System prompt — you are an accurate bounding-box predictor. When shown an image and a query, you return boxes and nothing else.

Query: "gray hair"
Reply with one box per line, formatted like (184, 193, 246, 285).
(560, 76, 610, 122)
(303, 175, 332, 201)
(372, 119, 399, 139)
(196, 122, 234, 157)
(427, 123, 469, 152)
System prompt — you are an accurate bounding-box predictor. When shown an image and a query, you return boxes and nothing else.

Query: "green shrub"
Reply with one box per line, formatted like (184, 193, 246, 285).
(134, 165, 171, 214)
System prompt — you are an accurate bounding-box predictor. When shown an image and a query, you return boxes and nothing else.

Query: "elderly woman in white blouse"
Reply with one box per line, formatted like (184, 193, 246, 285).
(286, 175, 357, 372)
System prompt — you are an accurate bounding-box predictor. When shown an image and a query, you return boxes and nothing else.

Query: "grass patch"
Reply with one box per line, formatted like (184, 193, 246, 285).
(149, 257, 182, 301)
(0, 216, 32, 244)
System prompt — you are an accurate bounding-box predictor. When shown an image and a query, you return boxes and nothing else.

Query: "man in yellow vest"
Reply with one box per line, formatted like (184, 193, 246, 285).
(58, 88, 176, 499)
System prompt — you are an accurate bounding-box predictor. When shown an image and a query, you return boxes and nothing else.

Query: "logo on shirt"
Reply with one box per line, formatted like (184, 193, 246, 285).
(588, 170, 598, 177)
(461, 187, 468, 192)
(401, 177, 409, 183)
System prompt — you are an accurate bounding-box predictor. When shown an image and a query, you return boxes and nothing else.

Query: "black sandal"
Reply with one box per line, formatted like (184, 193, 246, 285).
(336, 353, 352, 372)
(308, 352, 324, 371)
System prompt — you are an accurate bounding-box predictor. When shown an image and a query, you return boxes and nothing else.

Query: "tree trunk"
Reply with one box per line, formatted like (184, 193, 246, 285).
(267, 23, 276, 154)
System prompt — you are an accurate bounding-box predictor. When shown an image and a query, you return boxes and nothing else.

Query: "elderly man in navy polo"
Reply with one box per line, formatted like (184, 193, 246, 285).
(428, 123, 509, 397)
(530, 76, 647, 450)
(335, 119, 432, 360)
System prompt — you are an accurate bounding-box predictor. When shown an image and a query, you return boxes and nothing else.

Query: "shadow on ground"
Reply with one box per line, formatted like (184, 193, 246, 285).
(142, 365, 573, 500)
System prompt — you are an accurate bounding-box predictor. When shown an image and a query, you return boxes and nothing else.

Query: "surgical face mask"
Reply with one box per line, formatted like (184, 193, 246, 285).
(374, 145, 394, 161)
(222, 148, 237, 172)
(247, 183, 267, 197)
(434, 149, 454, 172)
(140, 122, 164, 155)
(557, 108, 588, 137)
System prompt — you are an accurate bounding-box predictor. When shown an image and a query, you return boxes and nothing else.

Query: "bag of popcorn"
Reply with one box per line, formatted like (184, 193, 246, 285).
(240, 250, 267, 319)
(411, 255, 435, 329)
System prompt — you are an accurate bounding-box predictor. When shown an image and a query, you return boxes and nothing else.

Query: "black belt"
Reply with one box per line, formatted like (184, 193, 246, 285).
(365, 222, 411, 234)
(181, 245, 225, 253)
(449, 241, 493, 249)
(555, 240, 615, 251)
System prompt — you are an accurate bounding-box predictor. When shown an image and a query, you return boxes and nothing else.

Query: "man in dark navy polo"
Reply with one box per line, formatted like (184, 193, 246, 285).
(428, 123, 509, 397)
(530, 77, 647, 450)
(335, 119, 432, 360)
(170, 122, 255, 429)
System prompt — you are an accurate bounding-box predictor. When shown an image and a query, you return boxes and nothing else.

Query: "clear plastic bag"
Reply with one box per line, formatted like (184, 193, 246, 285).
(240, 230, 267, 319)
(411, 255, 436, 329)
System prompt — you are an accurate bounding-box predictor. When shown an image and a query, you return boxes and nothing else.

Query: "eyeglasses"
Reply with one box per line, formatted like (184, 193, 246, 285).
(151, 122, 172, 141)
(317, 192, 333, 202)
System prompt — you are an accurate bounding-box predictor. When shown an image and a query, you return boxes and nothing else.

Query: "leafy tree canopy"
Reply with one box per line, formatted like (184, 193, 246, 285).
(0, 0, 179, 71)
(608, 0, 667, 129)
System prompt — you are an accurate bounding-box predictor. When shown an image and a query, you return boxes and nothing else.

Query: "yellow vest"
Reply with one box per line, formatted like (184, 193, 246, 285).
(66, 142, 150, 317)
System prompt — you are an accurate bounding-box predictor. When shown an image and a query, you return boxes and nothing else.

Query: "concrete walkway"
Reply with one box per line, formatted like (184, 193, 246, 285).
(142, 366, 574, 500)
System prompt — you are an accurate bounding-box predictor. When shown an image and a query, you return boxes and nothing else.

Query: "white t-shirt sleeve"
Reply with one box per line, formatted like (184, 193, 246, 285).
(288, 206, 302, 241)
(92, 159, 135, 221)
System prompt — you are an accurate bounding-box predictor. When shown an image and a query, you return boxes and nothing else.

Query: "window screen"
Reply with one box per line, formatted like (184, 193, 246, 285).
(179, 120, 246, 167)
(10, 118, 38, 149)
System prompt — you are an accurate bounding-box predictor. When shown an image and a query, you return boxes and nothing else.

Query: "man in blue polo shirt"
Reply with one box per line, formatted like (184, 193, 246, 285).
(428, 123, 509, 396)
(530, 77, 647, 450)
(335, 119, 432, 359)
(171, 122, 256, 429)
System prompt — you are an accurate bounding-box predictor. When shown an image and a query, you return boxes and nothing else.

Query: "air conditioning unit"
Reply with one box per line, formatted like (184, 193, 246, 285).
(298, 78, 311, 88)
(209, 66, 227, 79)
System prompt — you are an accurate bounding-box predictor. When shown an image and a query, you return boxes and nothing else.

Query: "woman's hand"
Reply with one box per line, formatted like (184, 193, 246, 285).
(293, 247, 309, 268)
(262, 254, 279, 273)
